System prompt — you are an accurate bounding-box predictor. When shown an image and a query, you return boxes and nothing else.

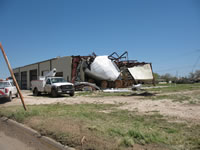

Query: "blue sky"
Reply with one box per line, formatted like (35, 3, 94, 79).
(0, 0, 200, 78)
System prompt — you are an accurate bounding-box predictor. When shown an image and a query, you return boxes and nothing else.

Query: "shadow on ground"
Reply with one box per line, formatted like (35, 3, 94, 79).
(127, 92, 156, 97)
(0, 98, 10, 104)
(28, 94, 72, 98)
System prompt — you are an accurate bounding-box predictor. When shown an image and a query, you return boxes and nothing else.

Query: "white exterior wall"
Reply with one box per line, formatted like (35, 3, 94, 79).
(52, 56, 72, 81)
(39, 61, 51, 76)
(13, 56, 72, 89)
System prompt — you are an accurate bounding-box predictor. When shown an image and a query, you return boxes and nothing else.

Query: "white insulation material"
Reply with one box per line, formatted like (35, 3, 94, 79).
(128, 64, 153, 80)
(85, 56, 120, 81)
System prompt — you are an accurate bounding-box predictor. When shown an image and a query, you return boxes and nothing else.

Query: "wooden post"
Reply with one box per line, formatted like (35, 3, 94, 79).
(0, 43, 27, 111)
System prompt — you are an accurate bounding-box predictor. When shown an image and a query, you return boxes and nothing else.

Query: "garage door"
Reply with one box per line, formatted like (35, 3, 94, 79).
(21, 71, 27, 89)
(30, 69, 37, 82)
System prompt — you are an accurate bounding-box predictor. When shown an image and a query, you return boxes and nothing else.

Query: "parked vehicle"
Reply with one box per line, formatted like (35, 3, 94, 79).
(31, 69, 75, 97)
(0, 79, 18, 101)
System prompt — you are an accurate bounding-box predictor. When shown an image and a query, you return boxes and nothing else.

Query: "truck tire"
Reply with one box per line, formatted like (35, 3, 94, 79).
(8, 92, 12, 101)
(69, 92, 74, 97)
(33, 88, 39, 96)
(51, 89, 58, 97)
(15, 93, 18, 98)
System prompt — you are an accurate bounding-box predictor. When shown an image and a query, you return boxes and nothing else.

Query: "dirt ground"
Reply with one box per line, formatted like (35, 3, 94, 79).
(1, 89, 200, 124)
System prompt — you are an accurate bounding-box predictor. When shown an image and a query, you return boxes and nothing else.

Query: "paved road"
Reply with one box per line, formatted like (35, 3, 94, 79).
(0, 131, 35, 150)
(0, 119, 60, 150)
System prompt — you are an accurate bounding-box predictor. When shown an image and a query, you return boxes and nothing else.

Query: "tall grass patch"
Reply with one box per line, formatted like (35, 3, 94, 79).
(0, 104, 200, 150)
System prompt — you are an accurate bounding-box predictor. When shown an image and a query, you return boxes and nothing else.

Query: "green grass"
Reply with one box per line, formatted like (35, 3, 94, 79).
(0, 104, 200, 150)
(147, 92, 200, 104)
(147, 83, 200, 93)
(75, 84, 200, 103)
(75, 91, 132, 97)
(142, 83, 200, 103)
(149, 94, 191, 103)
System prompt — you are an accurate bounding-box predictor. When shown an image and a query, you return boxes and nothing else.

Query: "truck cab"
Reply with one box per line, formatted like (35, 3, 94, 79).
(0, 79, 18, 101)
(44, 77, 74, 97)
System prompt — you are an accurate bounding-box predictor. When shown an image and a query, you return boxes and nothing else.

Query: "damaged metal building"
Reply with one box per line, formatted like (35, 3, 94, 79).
(13, 52, 154, 90)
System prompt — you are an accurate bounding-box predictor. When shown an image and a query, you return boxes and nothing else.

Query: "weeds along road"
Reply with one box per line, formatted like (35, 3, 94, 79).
(0, 85, 200, 150)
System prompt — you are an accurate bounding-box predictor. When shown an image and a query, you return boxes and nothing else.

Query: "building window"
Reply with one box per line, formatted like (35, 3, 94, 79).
(42, 70, 49, 76)
(55, 72, 63, 77)
(30, 69, 37, 82)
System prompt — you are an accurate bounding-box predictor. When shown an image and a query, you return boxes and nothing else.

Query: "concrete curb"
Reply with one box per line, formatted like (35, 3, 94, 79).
(0, 117, 75, 150)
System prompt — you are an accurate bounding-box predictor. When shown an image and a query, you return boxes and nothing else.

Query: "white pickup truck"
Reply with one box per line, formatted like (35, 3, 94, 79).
(31, 69, 74, 97)
(0, 80, 18, 101)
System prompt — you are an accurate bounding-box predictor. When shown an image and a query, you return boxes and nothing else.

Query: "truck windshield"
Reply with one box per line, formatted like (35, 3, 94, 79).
(0, 82, 10, 88)
(51, 78, 66, 83)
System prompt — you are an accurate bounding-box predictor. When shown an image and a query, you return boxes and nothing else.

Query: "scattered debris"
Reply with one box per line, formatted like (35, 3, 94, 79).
(74, 82, 101, 91)
(103, 88, 132, 93)
(72, 51, 155, 89)
(132, 84, 142, 91)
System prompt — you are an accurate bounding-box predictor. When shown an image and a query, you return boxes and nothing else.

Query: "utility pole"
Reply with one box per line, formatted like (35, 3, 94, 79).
(0, 43, 27, 111)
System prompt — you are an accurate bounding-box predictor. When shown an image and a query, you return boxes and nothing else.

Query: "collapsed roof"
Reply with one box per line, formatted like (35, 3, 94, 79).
(71, 51, 154, 88)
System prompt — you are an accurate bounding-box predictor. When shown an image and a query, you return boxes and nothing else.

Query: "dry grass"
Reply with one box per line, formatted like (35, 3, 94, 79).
(0, 83, 200, 149)
(1, 104, 200, 150)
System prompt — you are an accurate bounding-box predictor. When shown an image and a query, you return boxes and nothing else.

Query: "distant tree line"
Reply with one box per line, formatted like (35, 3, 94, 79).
(153, 69, 200, 84)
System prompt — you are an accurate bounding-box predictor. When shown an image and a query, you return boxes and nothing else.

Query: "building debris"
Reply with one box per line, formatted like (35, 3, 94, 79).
(74, 82, 101, 91)
(103, 88, 132, 93)
(72, 51, 154, 89)
(13, 51, 154, 90)
(84, 56, 120, 81)
(128, 64, 153, 81)
(132, 84, 142, 91)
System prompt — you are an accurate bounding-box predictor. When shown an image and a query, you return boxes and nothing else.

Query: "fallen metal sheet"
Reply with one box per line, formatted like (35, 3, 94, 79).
(103, 88, 132, 93)
(85, 56, 120, 81)
(128, 64, 153, 81)
(74, 82, 101, 91)
(132, 84, 142, 91)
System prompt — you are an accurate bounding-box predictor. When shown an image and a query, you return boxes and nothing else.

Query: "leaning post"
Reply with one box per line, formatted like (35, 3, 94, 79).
(0, 43, 27, 111)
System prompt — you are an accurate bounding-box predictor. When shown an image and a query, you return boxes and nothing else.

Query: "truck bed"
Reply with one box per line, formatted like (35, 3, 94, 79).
(31, 80, 45, 92)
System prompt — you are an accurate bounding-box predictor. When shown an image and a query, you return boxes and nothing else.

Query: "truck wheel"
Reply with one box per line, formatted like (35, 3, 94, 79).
(15, 93, 18, 98)
(51, 89, 57, 97)
(9, 92, 12, 101)
(69, 92, 74, 97)
(33, 88, 39, 96)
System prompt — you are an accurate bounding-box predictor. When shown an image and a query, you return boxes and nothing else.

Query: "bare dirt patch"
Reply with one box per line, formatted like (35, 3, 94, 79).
(118, 98, 200, 123)
(26, 117, 120, 150)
